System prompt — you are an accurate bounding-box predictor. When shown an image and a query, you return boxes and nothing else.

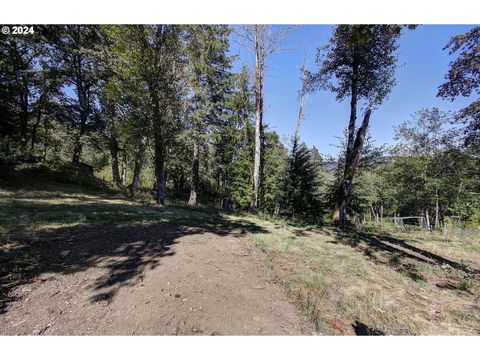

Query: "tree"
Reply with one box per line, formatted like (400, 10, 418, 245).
(278, 140, 321, 219)
(184, 25, 233, 206)
(392, 108, 478, 228)
(0, 32, 58, 158)
(236, 25, 292, 212)
(134, 25, 184, 205)
(46, 25, 104, 163)
(438, 26, 480, 151)
(276, 59, 321, 219)
(259, 129, 288, 214)
(325, 129, 385, 223)
(100, 25, 154, 197)
(211, 65, 254, 207)
(306, 25, 406, 227)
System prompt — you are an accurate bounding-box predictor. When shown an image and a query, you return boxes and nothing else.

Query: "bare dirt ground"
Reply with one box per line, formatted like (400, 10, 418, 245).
(0, 202, 315, 335)
(2, 186, 479, 335)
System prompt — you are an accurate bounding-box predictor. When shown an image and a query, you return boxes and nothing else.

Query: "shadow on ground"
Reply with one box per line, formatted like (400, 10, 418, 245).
(0, 200, 267, 314)
(329, 230, 480, 284)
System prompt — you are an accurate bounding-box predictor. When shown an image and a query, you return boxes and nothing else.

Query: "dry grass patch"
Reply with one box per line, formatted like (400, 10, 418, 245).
(234, 215, 480, 335)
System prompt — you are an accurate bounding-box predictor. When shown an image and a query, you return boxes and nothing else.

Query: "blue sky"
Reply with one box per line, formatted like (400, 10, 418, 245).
(229, 25, 476, 156)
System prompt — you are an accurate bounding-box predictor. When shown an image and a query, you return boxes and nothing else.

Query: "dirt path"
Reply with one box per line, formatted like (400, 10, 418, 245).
(0, 221, 314, 335)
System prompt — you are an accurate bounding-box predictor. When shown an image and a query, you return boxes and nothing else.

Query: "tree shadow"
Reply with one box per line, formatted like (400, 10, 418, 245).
(0, 203, 267, 313)
(329, 230, 480, 283)
(292, 229, 311, 237)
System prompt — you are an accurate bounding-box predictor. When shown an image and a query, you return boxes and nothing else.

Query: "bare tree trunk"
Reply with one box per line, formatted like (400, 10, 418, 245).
(129, 135, 148, 199)
(120, 152, 128, 185)
(293, 55, 308, 145)
(109, 135, 122, 189)
(19, 81, 29, 148)
(188, 141, 200, 206)
(251, 25, 265, 213)
(332, 55, 360, 227)
(72, 107, 88, 163)
(345, 52, 359, 170)
(425, 209, 431, 231)
(42, 116, 48, 161)
(30, 106, 42, 152)
(153, 106, 166, 205)
(333, 108, 372, 228)
(440, 204, 445, 234)
(434, 190, 440, 229)
(155, 153, 166, 205)
(72, 58, 89, 164)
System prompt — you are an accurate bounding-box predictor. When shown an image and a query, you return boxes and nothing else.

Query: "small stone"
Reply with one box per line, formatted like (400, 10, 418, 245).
(175, 294, 181, 298)
(60, 250, 70, 257)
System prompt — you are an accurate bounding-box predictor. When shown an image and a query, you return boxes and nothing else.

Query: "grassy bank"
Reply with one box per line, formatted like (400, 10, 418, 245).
(232, 215, 480, 335)
(1, 163, 479, 335)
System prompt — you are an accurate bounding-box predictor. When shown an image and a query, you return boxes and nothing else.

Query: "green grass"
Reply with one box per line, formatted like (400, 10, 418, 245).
(1, 163, 479, 335)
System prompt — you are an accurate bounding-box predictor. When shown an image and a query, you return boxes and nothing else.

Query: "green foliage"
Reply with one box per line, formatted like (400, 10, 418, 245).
(278, 138, 322, 219)
(1, 25, 478, 228)
(438, 26, 480, 151)
(259, 130, 288, 214)
(306, 25, 405, 107)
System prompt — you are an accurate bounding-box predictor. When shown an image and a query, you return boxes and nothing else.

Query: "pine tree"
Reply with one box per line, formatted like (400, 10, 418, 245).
(278, 139, 321, 219)
(185, 25, 233, 206)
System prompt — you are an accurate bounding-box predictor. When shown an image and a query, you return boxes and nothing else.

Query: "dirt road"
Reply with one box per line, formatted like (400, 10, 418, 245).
(1, 218, 314, 335)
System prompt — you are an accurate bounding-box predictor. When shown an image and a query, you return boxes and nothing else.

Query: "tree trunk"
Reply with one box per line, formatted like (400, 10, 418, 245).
(188, 141, 200, 206)
(434, 190, 440, 229)
(72, 110, 87, 163)
(30, 106, 42, 152)
(42, 116, 48, 161)
(251, 25, 264, 213)
(129, 135, 148, 199)
(120, 153, 128, 185)
(153, 105, 166, 205)
(345, 53, 359, 170)
(155, 153, 166, 205)
(72, 136, 82, 163)
(19, 81, 29, 147)
(109, 135, 122, 189)
(294, 57, 307, 145)
(425, 209, 431, 231)
(333, 108, 372, 228)
(332, 56, 360, 227)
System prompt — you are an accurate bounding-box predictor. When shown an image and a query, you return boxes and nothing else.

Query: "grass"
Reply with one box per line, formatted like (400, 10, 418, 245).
(229, 214, 480, 335)
(1, 163, 479, 335)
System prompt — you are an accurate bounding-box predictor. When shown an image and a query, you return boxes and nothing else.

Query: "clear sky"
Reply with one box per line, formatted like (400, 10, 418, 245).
(229, 25, 476, 156)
